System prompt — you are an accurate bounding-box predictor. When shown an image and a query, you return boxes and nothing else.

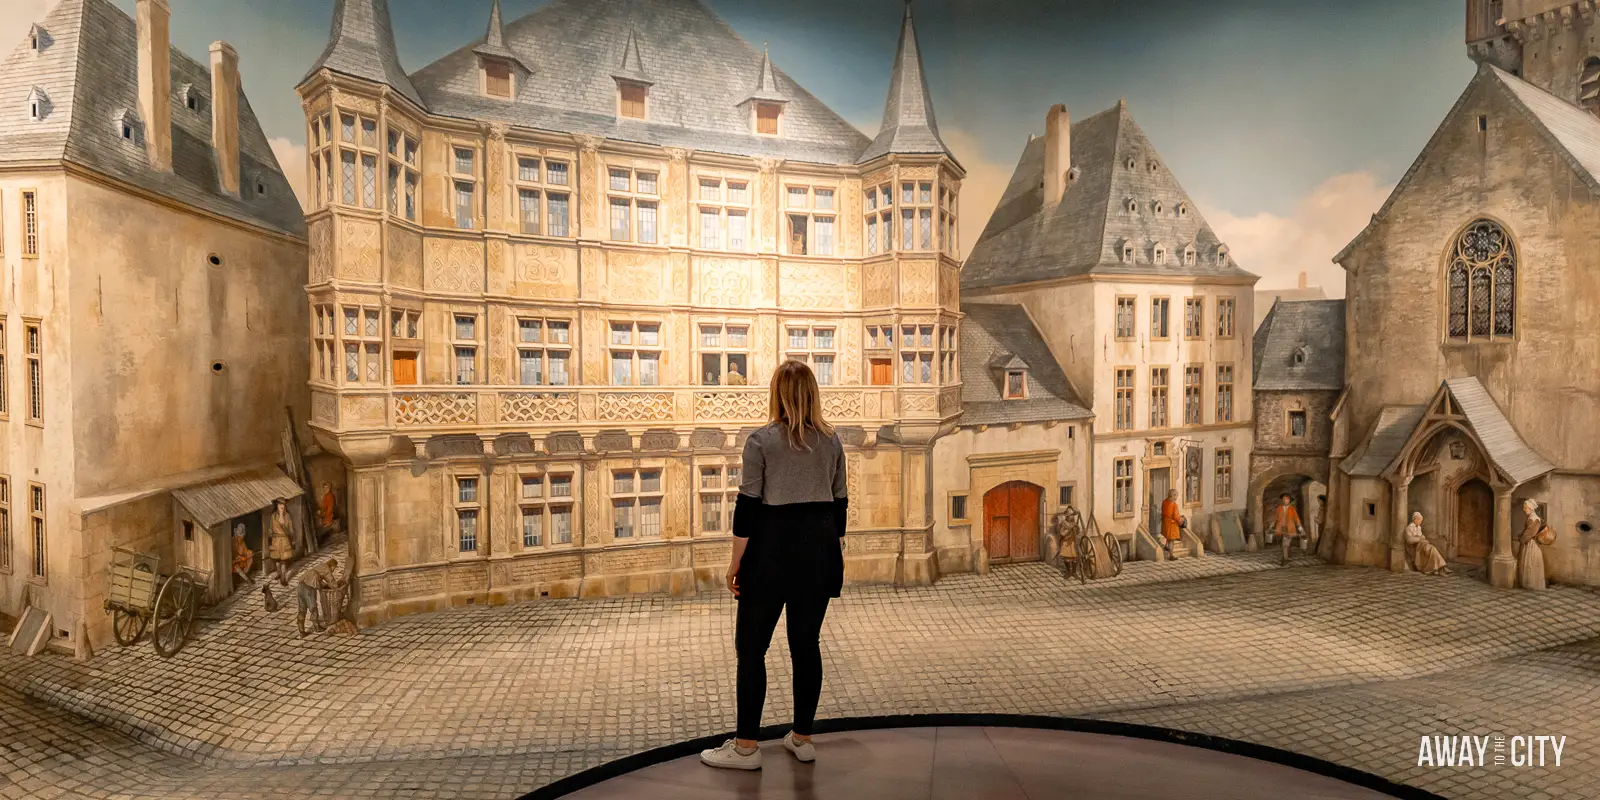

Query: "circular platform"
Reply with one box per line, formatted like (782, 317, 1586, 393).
(540, 722, 1417, 800)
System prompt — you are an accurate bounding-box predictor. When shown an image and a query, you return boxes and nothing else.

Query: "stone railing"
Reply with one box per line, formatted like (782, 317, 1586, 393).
(312, 384, 964, 434)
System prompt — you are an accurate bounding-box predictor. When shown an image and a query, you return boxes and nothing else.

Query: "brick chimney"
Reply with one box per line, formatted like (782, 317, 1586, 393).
(210, 41, 241, 196)
(1043, 104, 1071, 206)
(136, 0, 172, 172)
(1297, 271, 1308, 290)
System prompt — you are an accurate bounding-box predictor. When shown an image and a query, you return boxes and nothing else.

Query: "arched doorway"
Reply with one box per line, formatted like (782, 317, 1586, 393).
(1455, 478, 1493, 565)
(1257, 474, 1325, 545)
(984, 481, 1042, 564)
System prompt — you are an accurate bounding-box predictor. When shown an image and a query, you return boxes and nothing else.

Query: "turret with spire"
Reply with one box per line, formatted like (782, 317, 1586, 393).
(300, 0, 423, 108)
(859, 0, 952, 164)
(612, 30, 653, 86)
(474, 0, 530, 73)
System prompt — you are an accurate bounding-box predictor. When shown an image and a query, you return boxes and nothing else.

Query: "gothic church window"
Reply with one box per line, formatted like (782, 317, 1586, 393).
(1446, 219, 1515, 341)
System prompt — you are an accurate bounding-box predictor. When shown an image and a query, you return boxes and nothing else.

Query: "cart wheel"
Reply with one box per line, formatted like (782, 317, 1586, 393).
(1104, 531, 1124, 576)
(1074, 533, 1094, 582)
(112, 609, 147, 647)
(152, 572, 197, 658)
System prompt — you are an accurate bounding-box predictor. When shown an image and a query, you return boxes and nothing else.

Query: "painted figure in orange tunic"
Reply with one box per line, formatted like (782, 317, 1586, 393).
(1161, 490, 1183, 557)
(317, 482, 337, 535)
(231, 524, 254, 584)
(1273, 493, 1306, 566)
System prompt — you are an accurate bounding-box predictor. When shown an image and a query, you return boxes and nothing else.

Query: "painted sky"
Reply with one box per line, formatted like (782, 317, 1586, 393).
(3, 0, 1480, 294)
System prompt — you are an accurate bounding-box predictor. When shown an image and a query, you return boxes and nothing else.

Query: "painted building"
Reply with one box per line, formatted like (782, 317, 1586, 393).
(1328, 1, 1600, 588)
(0, 0, 308, 653)
(299, 0, 966, 625)
(931, 302, 1091, 573)
(1248, 299, 1344, 552)
(960, 103, 1258, 559)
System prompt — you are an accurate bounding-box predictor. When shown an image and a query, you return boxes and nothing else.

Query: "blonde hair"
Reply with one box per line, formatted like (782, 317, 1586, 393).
(769, 359, 833, 451)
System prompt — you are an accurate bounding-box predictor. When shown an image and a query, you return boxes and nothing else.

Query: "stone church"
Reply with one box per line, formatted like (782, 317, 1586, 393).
(300, 0, 965, 624)
(1326, 0, 1600, 588)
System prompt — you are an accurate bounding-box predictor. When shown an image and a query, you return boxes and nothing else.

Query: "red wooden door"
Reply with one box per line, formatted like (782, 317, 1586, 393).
(984, 482, 1042, 563)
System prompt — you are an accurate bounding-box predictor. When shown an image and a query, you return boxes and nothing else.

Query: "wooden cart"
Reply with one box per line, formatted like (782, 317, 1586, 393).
(1050, 506, 1124, 584)
(105, 547, 208, 658)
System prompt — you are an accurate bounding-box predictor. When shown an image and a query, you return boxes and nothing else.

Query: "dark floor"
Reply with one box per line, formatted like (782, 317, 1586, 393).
(562, 727, 1395, 799)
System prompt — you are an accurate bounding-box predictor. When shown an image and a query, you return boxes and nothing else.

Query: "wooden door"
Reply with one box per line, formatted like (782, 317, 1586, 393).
(1455, 479, 1493, 562)
(984, 481, 1042, 563)
(1147, 468, 1170, 538)
(870, 358, 892, 386)
(392, 352, 418, 386)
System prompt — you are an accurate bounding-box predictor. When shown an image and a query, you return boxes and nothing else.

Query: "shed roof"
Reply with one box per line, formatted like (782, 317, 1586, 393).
(172, 466, 303, 529)
(1341, 405, 1426, 477)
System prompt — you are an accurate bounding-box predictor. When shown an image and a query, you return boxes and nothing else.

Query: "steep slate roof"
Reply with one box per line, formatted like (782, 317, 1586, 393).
(0, 0, 305, 237)
(301, 0, 423, 107)
(958, 303, 1092, 427)
(406, 0, 872, 165)
(1341, 405, 1427, 477)
(1442, 377, 1554, 485)
(858, 2, 953, 164)
(1253, 299, 1346, 391)
(1337, 63, 1600, 263)
(963, 102, 1257, 291)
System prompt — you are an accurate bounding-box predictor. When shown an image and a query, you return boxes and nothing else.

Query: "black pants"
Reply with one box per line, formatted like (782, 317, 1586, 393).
(735, 593, 830, 740)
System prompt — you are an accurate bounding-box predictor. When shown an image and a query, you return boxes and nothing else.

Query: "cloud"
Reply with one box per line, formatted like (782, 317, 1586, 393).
(0, 0, 51, 49)
(1201, 171, 1393, 298)
(941, 128, 1012, 261)
(269, 137, 310, 212)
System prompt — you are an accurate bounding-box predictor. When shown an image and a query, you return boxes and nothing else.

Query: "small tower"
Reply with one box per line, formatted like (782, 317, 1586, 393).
(859, 0, 953, 164)
(300, 0, 423, 108)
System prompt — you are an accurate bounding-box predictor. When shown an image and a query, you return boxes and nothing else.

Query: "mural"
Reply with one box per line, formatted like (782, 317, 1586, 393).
(0, 0, 1595, 798)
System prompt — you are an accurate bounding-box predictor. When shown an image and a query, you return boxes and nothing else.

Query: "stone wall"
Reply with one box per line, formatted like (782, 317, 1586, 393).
(1253, 390, 1338, 456)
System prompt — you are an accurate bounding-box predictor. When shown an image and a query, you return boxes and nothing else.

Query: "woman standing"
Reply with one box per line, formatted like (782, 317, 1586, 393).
(268, 499, 295, 586)
(1518, 499, 1552, 590)
(702, 361, 848, 771)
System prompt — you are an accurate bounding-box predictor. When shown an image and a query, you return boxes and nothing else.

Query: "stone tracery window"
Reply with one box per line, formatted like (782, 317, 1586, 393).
(1446, 219, 1515, 341)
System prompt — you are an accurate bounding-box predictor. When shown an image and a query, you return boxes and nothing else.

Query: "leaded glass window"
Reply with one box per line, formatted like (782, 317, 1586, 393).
(1447, 219, 1515, 341)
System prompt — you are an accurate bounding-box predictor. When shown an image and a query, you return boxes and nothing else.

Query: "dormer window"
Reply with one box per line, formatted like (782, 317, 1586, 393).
(1124, 156, 1136, 170)
(1153, 200, 1164, 215)
(1292, 347, 1308, 366)
(1148, 160, 1160, 173)
(1176, 202, 1189, 218)
(1182, 245, 1197, 266)
(1005, 370, 1027, 399)
(482, 58, 513, 99)
(28, 24, 48, 53)
(619, 83, 647, 120)
(1124, 198, 1137, 214)
(1120, 241, 1135, 263)
(1217, 246, 1230, 267)
(755, 102, 782, 135)
(1067, 166, 1080, 185)
(1153, 243, 1167, 264)
(25, 87, 48, 121)
(180, 84, 204, 112)
(112, 109, 141, 143)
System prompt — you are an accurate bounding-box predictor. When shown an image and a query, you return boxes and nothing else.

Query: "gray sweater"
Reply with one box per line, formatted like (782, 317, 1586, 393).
(739, 423, 847, 506)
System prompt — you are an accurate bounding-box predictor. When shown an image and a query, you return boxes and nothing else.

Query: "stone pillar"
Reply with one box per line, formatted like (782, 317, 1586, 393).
(1388, 473, 1410, 572)
(900, 444, 937, 586)
(337, 434, 393, 626)
(1491, 485, 1517, 588)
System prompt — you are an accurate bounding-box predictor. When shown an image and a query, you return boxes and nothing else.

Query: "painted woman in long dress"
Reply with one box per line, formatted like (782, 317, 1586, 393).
(1517, 499, 1551, 590)
(1403, 512, 1451, 575)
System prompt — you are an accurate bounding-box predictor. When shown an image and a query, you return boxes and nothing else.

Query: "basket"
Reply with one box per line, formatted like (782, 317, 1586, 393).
(1536, 524, 1556, 546)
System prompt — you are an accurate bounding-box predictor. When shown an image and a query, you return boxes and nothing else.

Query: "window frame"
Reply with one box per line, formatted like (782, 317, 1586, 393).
(864, 182, 896, 256)
(1114, 367, 1135, 431)
(337, 303, 386, 386)
(481, 56, 514, 99)
(1150, 296, 1171, 340)
(1216, 297, 1237, 339)
(1183, 297, 1205, 340)
(618, 81, 649, 120)
(754, 101, 783, 136)
(1113, 457, 1135, 518)
(697, 460, 742, 534)
(1287, 408, 1309, 439)
(1149, 366, 1169, 429)
(1004, 369, 1027, 399)
(606, 165, 661, 245)
(697, 320, 751, 386)
(0, 476, 9, 575)
(518, 469, 577, 550)
(695, 172, 754, 252)
(1183, 363, 1203, 426)
(515, 315, 573, 387)
(28, 482, 45, 582)
(612, 468, 663, 539)
(21, 190, 38, 258)
(24, 319, 41, 425)
(783, 183, 838, 256)
(1216, 363, 1235, 424)
(949, 492, 969, 523)
(453, 474, 481, 554)
(1114, 296, 1137, 340)
(452, 313, 480, 386)
(783, 322, 837, 386)
(899, 322, 937, 385)
(611, 320, 664, 386)
(1214, 449, 1234, 504)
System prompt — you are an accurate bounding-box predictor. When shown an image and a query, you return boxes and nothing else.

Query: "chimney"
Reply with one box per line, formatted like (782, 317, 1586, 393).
(1043, 104, 1072, 205)
(210, 41, 241, 196)
(136, 0, 172, 172)
(1297, 271, 1308, 290)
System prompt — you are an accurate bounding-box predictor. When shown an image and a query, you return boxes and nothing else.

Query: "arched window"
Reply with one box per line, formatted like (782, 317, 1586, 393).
(1446, 219, 1516, 341)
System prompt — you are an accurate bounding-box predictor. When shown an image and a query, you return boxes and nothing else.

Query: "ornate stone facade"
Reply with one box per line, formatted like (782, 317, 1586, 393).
(300, 0, 965, 625)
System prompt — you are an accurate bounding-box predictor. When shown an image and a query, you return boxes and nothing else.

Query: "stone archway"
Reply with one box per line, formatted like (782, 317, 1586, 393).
(1259, 474, 1325, 548)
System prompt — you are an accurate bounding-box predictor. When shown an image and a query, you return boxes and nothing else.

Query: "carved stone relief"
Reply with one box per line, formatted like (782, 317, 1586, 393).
(597, 393, 677, 422)
(901, 260, 937, 306)
(388, 226, 423, 288)
(513, 243, 578, 298)
(846, 453, 863, 528)
(779, 262, 846, 309)
(864, 261, 895, 307)
(424, 239, 485, 293)
(697, 258, 756, 307)
(309, 219, 335, 283)
(607, 252, 664, 304)
(499, 392, 578, 423)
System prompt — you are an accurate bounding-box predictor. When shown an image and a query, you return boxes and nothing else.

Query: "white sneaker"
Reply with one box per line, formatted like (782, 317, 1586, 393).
(783, 731, 816, 763)
(700, 739, 762, 770)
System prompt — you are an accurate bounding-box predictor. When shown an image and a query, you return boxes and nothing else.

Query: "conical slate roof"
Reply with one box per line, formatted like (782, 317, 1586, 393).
(301, 0, 423, 108)
(610, 30, 652, 85)
(473, 0, 530, 72)
(743, 45, 789, 104)
(859, 2, 952, 164)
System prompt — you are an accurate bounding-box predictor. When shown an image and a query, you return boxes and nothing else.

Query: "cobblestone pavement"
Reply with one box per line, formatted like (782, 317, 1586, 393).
(3, 545, 1599, 799)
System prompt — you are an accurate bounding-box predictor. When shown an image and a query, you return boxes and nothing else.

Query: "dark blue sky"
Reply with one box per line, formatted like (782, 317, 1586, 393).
(57, 0, 1479, 290)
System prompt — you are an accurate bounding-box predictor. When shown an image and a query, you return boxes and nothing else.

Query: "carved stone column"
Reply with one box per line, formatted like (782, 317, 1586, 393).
(899, 444, 937, 586)
(1389, 473, 1411, 573)
(757, 157, 781, 252)
(485, 123, 508, 232)
(1491, 485, 1517, 588)
(335, 433, 393, 625)
(576, 135, 604, 241)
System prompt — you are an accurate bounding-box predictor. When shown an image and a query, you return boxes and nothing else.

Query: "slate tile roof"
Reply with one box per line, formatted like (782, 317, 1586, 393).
(1442, 377, 1553, 485)
(1252, 299, 1346, 392)
(963, 102, 1257, 291)
(399, 0, 874, 166)
(302, 0, 423, 107)
(1, 0, 306, 237)
(857, 2, 953, 165)
(958, 302, 1092, 427)
(1341, 405, 1427, 478)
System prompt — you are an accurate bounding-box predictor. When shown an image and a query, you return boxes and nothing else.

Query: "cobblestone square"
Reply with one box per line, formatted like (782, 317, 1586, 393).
(3, 549, 1599, 799)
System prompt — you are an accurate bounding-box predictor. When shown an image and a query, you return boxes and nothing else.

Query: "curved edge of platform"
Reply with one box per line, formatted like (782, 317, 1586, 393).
(517, 713, 1445, 800)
